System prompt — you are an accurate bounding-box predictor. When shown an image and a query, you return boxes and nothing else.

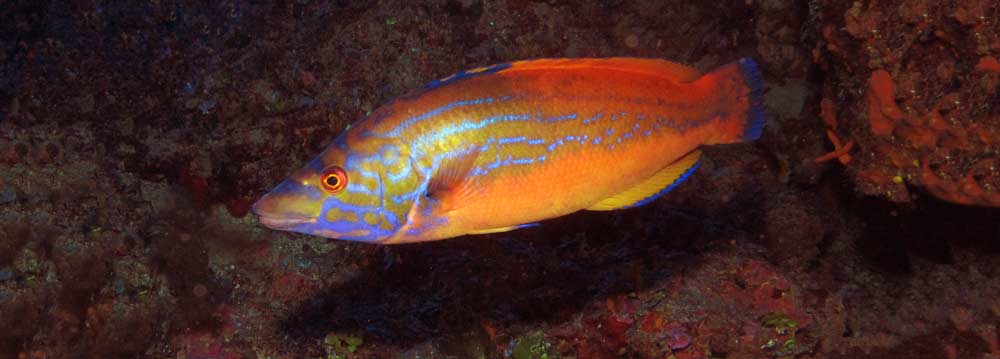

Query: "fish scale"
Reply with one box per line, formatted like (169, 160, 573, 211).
(252, 57, 765, 243)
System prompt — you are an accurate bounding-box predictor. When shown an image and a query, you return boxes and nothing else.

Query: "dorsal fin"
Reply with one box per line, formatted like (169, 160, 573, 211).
(501, 58, 703, 82)
(421, 63, 513, 90)
(416, 58, 702, 95)
(587, 150, 702, 211)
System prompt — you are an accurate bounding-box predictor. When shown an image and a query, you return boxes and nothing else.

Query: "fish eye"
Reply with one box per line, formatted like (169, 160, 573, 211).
(320, 166, 347, 193)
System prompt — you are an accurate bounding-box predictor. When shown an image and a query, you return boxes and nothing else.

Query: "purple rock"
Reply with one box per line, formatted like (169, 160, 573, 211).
(663, 322, 691, 350)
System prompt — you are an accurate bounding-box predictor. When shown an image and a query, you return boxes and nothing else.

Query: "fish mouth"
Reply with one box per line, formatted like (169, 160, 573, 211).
(251, 179, 324, 231)
(256, 214, 316, 230)
(251, 194, 318, 230)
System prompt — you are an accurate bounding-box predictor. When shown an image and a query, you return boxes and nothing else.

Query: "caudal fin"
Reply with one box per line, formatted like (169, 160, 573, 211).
(737, 58, 766, 140)
(700, 58, 766, 144)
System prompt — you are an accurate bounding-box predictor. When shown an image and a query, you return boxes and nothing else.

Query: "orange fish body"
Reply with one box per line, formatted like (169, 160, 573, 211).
(252, 58, 765, 244)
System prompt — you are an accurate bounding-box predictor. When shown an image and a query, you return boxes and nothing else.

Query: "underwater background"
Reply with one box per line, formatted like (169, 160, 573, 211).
(1, 0, 998, 358)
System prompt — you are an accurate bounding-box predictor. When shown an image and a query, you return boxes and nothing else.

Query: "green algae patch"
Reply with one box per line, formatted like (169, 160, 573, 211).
(510, 332, 554, 359)
(324, 333, 363, 359)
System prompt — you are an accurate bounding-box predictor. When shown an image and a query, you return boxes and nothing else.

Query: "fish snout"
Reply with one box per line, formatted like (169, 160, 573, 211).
(251, 180, 323, 230)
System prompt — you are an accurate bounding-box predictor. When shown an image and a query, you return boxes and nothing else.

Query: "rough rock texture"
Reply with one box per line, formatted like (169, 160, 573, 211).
(814, 0, 1000, 206)
(0, 1, 998, 358)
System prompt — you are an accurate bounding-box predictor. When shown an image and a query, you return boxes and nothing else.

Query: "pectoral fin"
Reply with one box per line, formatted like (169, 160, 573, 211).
(424, 149, 483, 214)
(587, 150, 702, 211)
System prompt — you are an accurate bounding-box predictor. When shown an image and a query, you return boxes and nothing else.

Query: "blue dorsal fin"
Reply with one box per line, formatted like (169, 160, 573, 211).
(421, 62, 512, 90)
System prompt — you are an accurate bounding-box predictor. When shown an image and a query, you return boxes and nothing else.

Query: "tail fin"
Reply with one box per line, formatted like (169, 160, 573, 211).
(736, 58, 766, 141)
(701, 58, 766, 144)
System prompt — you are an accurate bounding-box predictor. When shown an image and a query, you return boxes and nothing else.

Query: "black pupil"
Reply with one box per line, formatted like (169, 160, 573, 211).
(325, 175, 339, 187)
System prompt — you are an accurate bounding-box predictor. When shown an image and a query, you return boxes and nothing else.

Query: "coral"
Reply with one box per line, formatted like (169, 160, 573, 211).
(815, 130, 855, 165)
(978, 56, 1000, 73)
(815, 96, 856, 165)
(866, 70, 906, 138)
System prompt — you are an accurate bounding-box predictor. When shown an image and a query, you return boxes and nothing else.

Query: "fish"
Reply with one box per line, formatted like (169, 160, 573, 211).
(251, 57, 765, 244)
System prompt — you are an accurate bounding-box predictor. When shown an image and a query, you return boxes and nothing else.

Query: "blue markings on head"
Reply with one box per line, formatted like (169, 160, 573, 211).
(346, 183, 378, 196)
(387, 164, 412, 182)
(379, 145, 400, 165)
(313, 196, 398, 242)
(342, 154, 384, 185)
(420, 62, 513, 91)
(627, 160, 702, 209)
(392, 190, 418, 205)
(395, 146, 472, 203)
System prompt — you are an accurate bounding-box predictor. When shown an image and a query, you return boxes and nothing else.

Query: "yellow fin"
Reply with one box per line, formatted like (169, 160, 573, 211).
(586, 150, 702, 211)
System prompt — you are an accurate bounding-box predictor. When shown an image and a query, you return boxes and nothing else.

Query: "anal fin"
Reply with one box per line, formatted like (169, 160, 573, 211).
(586, 150, 702, 211)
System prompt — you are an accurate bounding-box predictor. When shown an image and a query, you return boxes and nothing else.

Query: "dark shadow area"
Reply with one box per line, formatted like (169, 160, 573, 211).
(828, 325, 992, 359)
(835, 165, 1000, 275)
(278, 200, 756, 346)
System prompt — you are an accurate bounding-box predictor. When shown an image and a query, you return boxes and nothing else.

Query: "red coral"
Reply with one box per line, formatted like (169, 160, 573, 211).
(866, 70, 906, 138)
(815, 130, 854, 164)
(976, 56, 1000, 73)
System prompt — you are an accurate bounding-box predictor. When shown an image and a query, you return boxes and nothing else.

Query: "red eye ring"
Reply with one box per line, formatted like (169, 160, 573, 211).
(320, 166, 347, 193)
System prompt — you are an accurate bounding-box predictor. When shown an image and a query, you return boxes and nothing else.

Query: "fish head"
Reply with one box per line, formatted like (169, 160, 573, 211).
(252, 136, 411, 243)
